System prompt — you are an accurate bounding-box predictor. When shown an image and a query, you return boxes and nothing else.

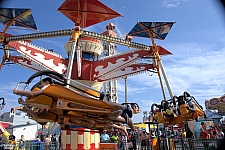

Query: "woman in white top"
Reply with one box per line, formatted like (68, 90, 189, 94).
(11, 77, 53, 113)
(217, 128, 224, 139)
(44, 134, 51, 150)
(13, 77, 53, 97)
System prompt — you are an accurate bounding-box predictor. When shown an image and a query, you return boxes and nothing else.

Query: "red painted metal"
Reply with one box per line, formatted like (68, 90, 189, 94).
(92, 49, 151, 80)
(7, 41, 67, 74)
(156, 46, 172, 55)
(7, 41, 172, 82)
(98, 63, 155, 82)
(8, 56, 44, 72)
(58, 0, 122, 28)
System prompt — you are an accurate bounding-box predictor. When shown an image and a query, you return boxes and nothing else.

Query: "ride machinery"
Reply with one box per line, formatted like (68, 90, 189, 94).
(149, 91, 205, 127)
(126, 23, 205, 126)
(205, 94, 225, 114)
(0, 0, 203, 150)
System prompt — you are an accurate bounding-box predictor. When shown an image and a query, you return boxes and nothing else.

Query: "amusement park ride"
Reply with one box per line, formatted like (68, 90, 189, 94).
(205, 94, 225, 115)
(0, 0, 205, 149)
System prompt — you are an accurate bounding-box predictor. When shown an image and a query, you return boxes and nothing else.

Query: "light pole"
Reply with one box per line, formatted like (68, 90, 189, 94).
(124, 76, 128, 103)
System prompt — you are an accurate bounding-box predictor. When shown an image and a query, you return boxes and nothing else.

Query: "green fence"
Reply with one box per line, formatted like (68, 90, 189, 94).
(0, 141, 59, 150)
(159, 138, 223, 150)
(0, 138, 223, 150)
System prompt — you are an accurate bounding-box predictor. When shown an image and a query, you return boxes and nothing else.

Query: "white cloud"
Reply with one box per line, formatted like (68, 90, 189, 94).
(121, 41, 225, 107)
(113, 20, 126, 39)
(110, 40, 225, 122)
(161, 0, 187, 8)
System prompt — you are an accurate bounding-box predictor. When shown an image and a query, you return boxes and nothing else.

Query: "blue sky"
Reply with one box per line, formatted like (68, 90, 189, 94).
(0, 0, 225, 123)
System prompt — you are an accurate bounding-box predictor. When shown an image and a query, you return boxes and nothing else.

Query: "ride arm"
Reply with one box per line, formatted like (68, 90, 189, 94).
(26, 108, 48, 117)
(13, 88, 44, 97)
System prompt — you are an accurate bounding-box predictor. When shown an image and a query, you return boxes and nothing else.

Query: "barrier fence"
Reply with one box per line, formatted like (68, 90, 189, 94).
(104, 138, 224, 150)
(0, 141, 59, 150)
(144, 138, 223, 150)
(0, 138, 223, 150)
(169, 138, 223, 150)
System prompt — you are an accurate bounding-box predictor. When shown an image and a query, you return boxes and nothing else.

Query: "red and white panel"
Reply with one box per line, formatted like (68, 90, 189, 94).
(7, 41, 68, 74)
(7, 56, 46, 72)
(92, 49, 151, 80)
(98, 63, 155, 81)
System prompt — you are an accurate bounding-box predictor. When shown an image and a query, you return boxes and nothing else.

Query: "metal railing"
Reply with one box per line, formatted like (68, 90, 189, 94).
(169, 138, 223, 150)
(0, 141, 60, 150)
(1, 138, 223, 150)
(101, 137, 224, 150)
(150, 138, 224, 150)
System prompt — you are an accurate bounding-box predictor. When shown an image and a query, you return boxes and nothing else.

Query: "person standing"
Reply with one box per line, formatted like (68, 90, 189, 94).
(140, 130, 147, 150)
(200, 122, 206, 132)
(217, 127, 224, 139)
(18, 135, 25, 150)
(58, 134, 61, 150)
(130, 132, 137, 150)
(220, 124, 225, 137)
(111, 133, 119, 143)
(186, 127, 194, 150)
(100, 130, 110, 143)
(44, 134, 51, 150)
(51, 134, 58, 150)
(0, 133, 4, 150)
(200, 122, 209, 149)
(118, 131, 126, 150)
(9, 134, 16, 150)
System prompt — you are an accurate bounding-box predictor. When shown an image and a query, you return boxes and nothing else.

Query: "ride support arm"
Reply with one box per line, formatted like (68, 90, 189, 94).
(25, 107, 48, 117)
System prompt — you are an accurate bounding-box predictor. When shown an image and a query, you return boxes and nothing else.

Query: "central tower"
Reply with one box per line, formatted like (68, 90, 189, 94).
(102, 22, 118, 103)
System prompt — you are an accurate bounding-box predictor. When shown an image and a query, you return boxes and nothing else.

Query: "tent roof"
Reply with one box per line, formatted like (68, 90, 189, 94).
(128, 22, 175, 40)
(0, 8, 37, 30)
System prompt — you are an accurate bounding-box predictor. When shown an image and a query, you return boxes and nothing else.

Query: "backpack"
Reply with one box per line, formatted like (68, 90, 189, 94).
(51, 136, 56, 142)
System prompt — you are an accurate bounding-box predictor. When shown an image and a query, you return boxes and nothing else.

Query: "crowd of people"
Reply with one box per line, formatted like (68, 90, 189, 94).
(100, 128, 150, 150)
(99, 122, 225, 150)
(0, 133, 26, 150)
(0, 133, 59, 150)
(200, 122, 225, 139)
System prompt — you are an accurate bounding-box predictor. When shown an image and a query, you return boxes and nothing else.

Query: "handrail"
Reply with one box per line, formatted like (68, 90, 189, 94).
(14, 82, 28, 90)
(183, 91, 203, 110)
(161, 100, 173, 112)
(16, 70, 101, 98)
(121, 102, 140, 112)
(121, 103, 140, 109)
(26, 70, 65, 84)
(64, 77, 100, 94)
(26, 70, 100, 94)
(0, 97, 6, 110)
(151, 103, 161, 113)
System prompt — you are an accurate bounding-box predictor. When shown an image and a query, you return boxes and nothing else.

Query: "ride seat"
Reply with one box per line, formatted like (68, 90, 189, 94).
(157, 112, 164, 123)
(179, 104, 189, 117)
(133, 108, 139, 114)
(165, 109, 174, 118)
(26, 95, 53, 108)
